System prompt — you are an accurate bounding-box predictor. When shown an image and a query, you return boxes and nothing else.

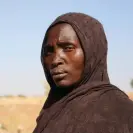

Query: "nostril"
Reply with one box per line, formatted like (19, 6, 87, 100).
(51, 60, 63, 69)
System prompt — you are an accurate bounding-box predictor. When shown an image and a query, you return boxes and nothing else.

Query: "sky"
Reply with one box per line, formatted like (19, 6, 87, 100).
(0, 0, 133, 96)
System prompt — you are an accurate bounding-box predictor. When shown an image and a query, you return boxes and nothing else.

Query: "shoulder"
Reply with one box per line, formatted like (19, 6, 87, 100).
(100, 88, 133, 106)
(98, 89, 133, 132)
(98, 88, 133, 115)
(111, 89, 133, 108)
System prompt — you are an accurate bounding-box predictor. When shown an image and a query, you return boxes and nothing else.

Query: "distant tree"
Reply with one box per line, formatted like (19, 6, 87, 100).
(130, 79, 133, 88)
(18, 94, 26, 98)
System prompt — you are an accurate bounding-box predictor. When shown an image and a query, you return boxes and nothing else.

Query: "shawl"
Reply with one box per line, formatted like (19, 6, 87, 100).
(33, 12, 133, 133)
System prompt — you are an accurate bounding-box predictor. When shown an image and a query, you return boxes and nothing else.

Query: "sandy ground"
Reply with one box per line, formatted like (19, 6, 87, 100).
(0, 92, 133, 133)
(0, 96, 46, 133)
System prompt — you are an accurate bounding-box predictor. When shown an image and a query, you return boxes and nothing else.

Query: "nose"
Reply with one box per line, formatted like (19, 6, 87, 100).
(51, 51, 63, 69)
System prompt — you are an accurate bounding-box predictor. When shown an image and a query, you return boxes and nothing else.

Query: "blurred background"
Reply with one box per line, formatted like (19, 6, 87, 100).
(0, 0, 133, 133)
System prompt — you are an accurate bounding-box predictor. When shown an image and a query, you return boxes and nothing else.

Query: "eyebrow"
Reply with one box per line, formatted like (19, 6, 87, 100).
(57, 41, 77, 47)
(44, 41, 76, 48)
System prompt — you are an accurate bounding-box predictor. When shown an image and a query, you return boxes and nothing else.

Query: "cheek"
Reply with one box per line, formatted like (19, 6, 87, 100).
(63, 51, 84, 86)
(72, 50, 84, 68)
(67, 50, 84, 74)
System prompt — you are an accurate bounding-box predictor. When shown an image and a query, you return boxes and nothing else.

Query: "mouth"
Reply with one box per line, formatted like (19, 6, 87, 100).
(52, 73, 67, 80)
(50, 70, 67, 80)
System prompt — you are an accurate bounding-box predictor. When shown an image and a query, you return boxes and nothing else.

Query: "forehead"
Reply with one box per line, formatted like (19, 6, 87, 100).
(46, 23, 79, 44)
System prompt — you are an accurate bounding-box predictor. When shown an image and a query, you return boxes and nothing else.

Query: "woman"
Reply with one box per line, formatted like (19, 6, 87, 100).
(33, 12, 133, 133)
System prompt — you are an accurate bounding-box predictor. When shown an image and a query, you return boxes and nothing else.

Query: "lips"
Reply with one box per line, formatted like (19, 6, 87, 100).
(50, 70, 67, 80)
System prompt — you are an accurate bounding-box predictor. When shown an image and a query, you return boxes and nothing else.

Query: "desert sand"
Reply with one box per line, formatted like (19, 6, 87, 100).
(0, 92, 133, 133)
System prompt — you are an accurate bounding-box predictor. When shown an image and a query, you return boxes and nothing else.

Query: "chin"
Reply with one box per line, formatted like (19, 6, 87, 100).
(55, 79, 80, 90)
(55, 79, 73, 88)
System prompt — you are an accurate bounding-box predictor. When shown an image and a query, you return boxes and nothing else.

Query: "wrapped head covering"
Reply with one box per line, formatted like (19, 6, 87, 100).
(33, 12, 133, 133)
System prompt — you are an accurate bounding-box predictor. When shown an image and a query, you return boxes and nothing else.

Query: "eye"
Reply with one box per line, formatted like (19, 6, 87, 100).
(63, 44, 75, 51)
(42, 46, 54, 56)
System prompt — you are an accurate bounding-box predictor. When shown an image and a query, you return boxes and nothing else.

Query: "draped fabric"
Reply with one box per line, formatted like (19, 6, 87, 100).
(33, 12, 133, 133)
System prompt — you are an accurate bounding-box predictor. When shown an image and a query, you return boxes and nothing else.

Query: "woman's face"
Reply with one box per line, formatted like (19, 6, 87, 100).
(42, 23, 84, 88)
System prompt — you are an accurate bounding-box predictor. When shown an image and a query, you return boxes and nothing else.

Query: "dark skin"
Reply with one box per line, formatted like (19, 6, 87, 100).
(42, 23, 84, 88)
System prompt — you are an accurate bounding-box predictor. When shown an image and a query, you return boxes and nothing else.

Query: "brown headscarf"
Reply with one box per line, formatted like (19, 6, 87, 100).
(33, 12, 133, 133)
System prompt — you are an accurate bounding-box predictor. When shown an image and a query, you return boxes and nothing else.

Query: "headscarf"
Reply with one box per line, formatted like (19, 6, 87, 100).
(33, 12, 133, 133)
(41, 12, 110, 106)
